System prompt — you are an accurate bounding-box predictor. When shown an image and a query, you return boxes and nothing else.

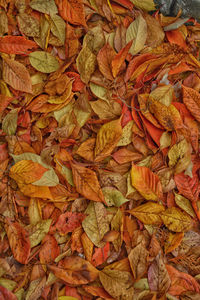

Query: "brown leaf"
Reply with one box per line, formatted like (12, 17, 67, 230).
(128, 242, 149, 279)
(148, 252, 171, 295)
(97, 43, 116, 81)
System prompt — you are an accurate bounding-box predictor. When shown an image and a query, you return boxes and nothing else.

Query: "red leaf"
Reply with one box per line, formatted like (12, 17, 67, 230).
(174, 172, 199, 202)
(166, 29, 187, 50)
(39, 234, 60, 264)
(56, 211, 85, 234)
(0, 285, 17, 300)
(92, 242, 110, 266)
(65, 72, 85, 91)
(0, 36, 38, 54)
(5, 218, 31, 264)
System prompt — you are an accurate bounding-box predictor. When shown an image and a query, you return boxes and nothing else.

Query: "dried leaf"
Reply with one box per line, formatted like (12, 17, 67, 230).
(3, 58, 32, 93)
(126, 14, 147, 55)
(102, 187, 129, 207)
(76, 45, 96, 83)
(30, 0, 58, 14)
(71, 162, 105, 202)
(57, 0, 87, 27)
(161, 207, 192, 232)
(29, 51, 59, 73)
(2, 108, 18, 136)
(50, 14, 66, 45)
(128, 202, 165, 225)
(48, 256, 99, 285)
(82, 201, 110, 247)
(131, 164, 163, 201)
(128, 243, 149, 279)
(0, 36, 38, 54)
(99, 268, 134, 300)
(148, 252, 171, 295)
(9, 160, 48, 184)
(5, 218, 31, 264)
(95, 118, 122, 162)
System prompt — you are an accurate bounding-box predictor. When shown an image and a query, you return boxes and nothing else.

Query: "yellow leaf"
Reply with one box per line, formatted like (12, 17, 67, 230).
(82, 202, 109, 247)
(150, 85, 174, 107)
(168, 139, 191, 174)
(174, 193, 196, 218)
(29, 51, 59, 73)
(30, 0, 58, 14)
(58, 297, 78, 300)
(130, 0, 156, 11)
(95, 118, 122, 162)
(50, 14, 66, 45)
(164, 232, 184, 254)
(128, 202, 165, 225)
(76, 45, 96, 84)
(131, 164, 163, 201)
(161, 207, 192, 232)
(117, 120, 133, 146)
(126, 14, 147, 55)
(2, 108, 18, 136)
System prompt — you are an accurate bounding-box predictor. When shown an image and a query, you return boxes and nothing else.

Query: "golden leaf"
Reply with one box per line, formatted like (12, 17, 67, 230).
(76, 45, 96, 84)
(161, 207, 192, 232)
(128, 202, 165, 225)
(95, 118, 122, 162)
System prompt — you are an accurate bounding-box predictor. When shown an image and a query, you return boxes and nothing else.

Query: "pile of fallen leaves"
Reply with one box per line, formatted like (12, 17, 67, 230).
(1, 0, 200, 299)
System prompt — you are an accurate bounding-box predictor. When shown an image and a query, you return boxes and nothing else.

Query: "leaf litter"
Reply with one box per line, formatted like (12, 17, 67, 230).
(0, 0, 200, 299)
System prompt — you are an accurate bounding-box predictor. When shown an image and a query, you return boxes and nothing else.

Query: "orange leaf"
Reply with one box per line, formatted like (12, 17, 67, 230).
(166, 29, 187, 50)
(71, 162, 105, 202)
(182, 85, 200, 122)
(3, 57, 32, 93)
(18, 183, 53, 200)
(48, 256, 99, 285)
(9, 160, 48, 185)
(166, 264, 200, 296)
(0, 95, 14, 113)
(112, 148, 143, 164)
(112, 41, 132, 78)
(97, 43, 116, 81)
(57, 0, 87, 27)
(39, 234, 60, 264)
(5, 218, 31, 264)
(131, 164, 163, 201)
(0, 36, 38, 54)
(83, 285, 114, 300)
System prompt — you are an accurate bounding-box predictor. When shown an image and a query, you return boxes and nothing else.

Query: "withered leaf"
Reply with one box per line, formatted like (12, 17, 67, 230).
(95, 118, 122, 162)
(3, 58, 32, 93)
(71, 162, 105, 202)
(82, 201, 110, 247)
